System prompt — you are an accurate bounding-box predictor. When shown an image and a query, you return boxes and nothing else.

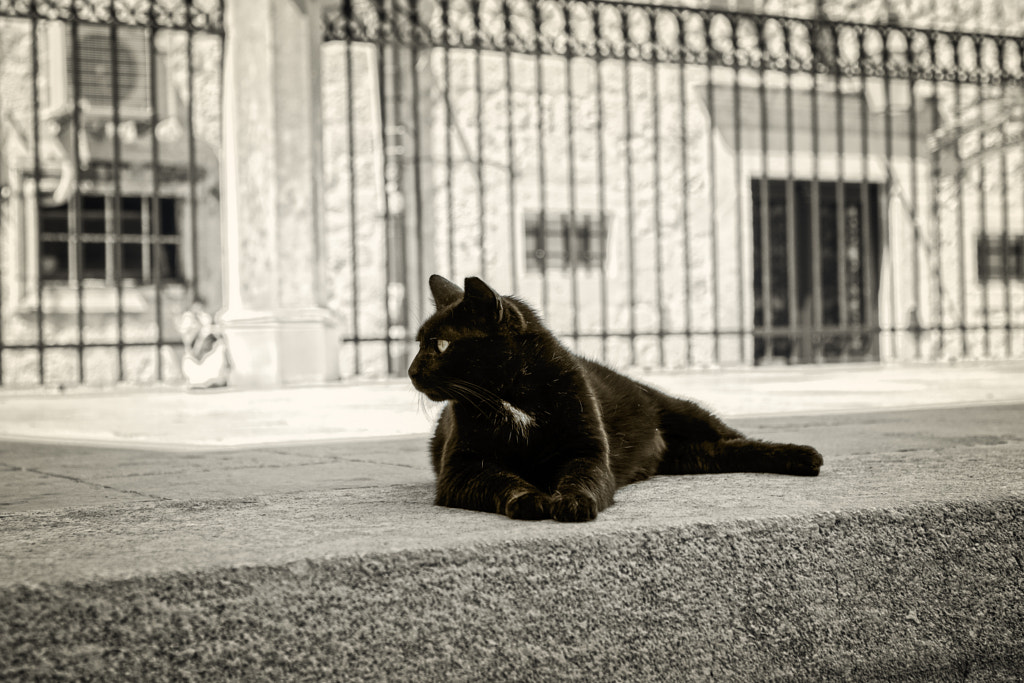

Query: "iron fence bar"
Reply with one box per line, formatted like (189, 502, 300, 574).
(954, 57, 967, 357)
(1000, 30, 1014, 362)
(0, 39, 4, 384)
(409, 0, 426, 343)
(503, 0, 518, 294)
(978, 92, 990, 357)
(70, 17, 85, 383)
(649, 10, 664, 365)
(0, 340, 221, 351)
(1000, 90, 1012, 356)
(784, 25, 798, 363)
(532, 3, 550, 316)
(378, 4, 396, 374)
(31, 16, 43, 382)
(343, 0, 362, 373)
(110, 20, 126, 382)
(1018, 37, 1024, 356)
(929, 71, 944, 358)
(595, 6, 610, 364)
(731, 17, 745, 365)
(622, 10, 636, 367)
(882, 28, 896, 362)
(441, 0, 454, 278)
(750, 322, 1006, 337)
(564, 2, 581, 351)
(756, 19, 771, 363)
(858, 148, 875, 359)
(908, 68, 921, 360)
(678, 11, 692, 366)
(834, 44, 848, 360)
(706, 23, 720, 365)
(473, 0, 486, 279)
(147, 15, 165, 379)
(857, 29, 875, 361)
(330, 320, 1013, 347)
(186, 2, 200, 376)
(810, 43, 823, 363)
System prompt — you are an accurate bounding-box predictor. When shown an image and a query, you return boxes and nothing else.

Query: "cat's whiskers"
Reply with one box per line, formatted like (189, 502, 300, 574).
(415, 392, 433, 418)
(447, 379, 533, 443)
(447, 380, 505, 415)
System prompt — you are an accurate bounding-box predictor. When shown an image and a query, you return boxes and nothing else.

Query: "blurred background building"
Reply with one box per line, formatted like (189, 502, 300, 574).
(1, 0, 1023, 386)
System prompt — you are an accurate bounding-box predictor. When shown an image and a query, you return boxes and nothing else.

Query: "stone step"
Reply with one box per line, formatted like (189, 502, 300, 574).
(2, 403, 1023, 680)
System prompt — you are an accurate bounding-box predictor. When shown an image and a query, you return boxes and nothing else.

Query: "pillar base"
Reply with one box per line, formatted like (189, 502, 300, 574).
(220, 308, 339, 387)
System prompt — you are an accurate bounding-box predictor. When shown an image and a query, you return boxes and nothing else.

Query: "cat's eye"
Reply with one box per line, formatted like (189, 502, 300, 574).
(434, 338, 450, 353)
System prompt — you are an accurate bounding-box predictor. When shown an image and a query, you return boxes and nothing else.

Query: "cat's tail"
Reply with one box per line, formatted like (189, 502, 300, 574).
(653, 392, 822, 477)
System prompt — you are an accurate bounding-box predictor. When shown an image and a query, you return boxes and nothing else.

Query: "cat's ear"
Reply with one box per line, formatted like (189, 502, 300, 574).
(463, 277, 504, 323)
(429, 274, 463, 310)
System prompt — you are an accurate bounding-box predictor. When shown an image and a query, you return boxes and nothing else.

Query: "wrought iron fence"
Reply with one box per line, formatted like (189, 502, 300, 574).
(3, 0, 1024, 387)
(322, 0, 1024, 375)
(0, 0, 224, 386)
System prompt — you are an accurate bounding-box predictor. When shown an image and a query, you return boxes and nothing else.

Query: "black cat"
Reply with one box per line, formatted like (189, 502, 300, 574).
(408, 275, 823, 523)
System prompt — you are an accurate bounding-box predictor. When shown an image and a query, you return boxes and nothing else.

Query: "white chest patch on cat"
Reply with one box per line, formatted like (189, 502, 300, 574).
(500, 400, 535, 438)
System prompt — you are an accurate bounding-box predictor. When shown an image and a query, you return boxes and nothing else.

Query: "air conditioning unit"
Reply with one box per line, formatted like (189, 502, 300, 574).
(44, 22, 175, 122)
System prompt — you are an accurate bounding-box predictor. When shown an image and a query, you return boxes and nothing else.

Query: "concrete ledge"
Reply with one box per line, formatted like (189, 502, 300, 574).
(2, 404, 1023, 680)
(220, 308, 340, 387)
(2, 497, 1022, 681)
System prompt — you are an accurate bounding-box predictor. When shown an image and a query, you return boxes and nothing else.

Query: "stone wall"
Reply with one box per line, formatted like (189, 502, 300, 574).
(0, 18, 222, 386)
(318, 36, 1024, 375)
(3, 0, 1024, 385)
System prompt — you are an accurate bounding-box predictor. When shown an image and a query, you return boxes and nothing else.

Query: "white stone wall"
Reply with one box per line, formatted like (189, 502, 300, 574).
(0, 18, 221, 386)
(317, 35, 1024, 375)
(4, 0, 1024, 385)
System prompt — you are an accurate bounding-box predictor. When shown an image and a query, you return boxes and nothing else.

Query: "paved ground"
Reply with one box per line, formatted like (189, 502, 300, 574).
(0, 361, 1023, 515)
(1, 401, 1022, 587)
(0, 361, 1023, 514)
(1, 361, 1023, 449)
(0, 360, 1020, 573)
(2, 362, 1022, 680)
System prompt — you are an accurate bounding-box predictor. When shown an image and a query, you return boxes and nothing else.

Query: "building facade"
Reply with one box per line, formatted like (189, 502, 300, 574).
(2, 0, 1023, 386)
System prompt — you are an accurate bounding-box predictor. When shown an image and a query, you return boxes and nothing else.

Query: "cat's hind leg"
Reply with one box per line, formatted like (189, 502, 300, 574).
(653, 396, 822, 476)
(657, 437, 822, 476)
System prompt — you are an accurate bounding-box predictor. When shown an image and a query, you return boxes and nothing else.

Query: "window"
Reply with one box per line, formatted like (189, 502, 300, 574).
(524, 212, 608, 272)
(73, 26, 152, 113)
(47, 23, 158, 119)
(977, 235, 1024, 282)
(39, 194, 181, 284)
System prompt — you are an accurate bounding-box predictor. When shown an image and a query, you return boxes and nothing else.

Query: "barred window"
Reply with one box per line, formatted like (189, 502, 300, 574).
(977, 235, 1024, 282)
(524, 212, 608, 272)
(39, 195, 181, 284)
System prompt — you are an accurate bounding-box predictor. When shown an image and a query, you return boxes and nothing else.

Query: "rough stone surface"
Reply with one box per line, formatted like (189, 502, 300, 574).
(1, 365, 1023, 680)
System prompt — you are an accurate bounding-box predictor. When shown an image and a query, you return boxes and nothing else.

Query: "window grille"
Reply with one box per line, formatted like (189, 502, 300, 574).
(978, 235, 1024, 282)
(39, 195, 181, 284)
(524, 212, 608, 272)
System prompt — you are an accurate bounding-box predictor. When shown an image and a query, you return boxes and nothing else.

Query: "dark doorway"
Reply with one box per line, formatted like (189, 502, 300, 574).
(752, 179, 882, 364)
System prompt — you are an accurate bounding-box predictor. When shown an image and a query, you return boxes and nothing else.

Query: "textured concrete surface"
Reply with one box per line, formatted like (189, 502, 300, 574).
(3, 500, 1022, 682)
(1, 361, 1023, 448)
(2, 403, 1023, 586)
(1, 363, 1023, 680)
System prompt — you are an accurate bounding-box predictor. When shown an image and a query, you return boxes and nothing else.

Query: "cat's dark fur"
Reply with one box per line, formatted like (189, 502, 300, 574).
(408, 275, 823, 523)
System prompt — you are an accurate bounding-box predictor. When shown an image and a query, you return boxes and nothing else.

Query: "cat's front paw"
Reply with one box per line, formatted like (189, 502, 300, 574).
(505, 490, 551, 520)
(550, 490, 599, 523)
(787, 445, 823, 476)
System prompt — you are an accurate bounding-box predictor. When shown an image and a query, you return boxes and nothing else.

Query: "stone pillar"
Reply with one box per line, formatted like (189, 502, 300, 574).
(219, 0, 338, 385)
